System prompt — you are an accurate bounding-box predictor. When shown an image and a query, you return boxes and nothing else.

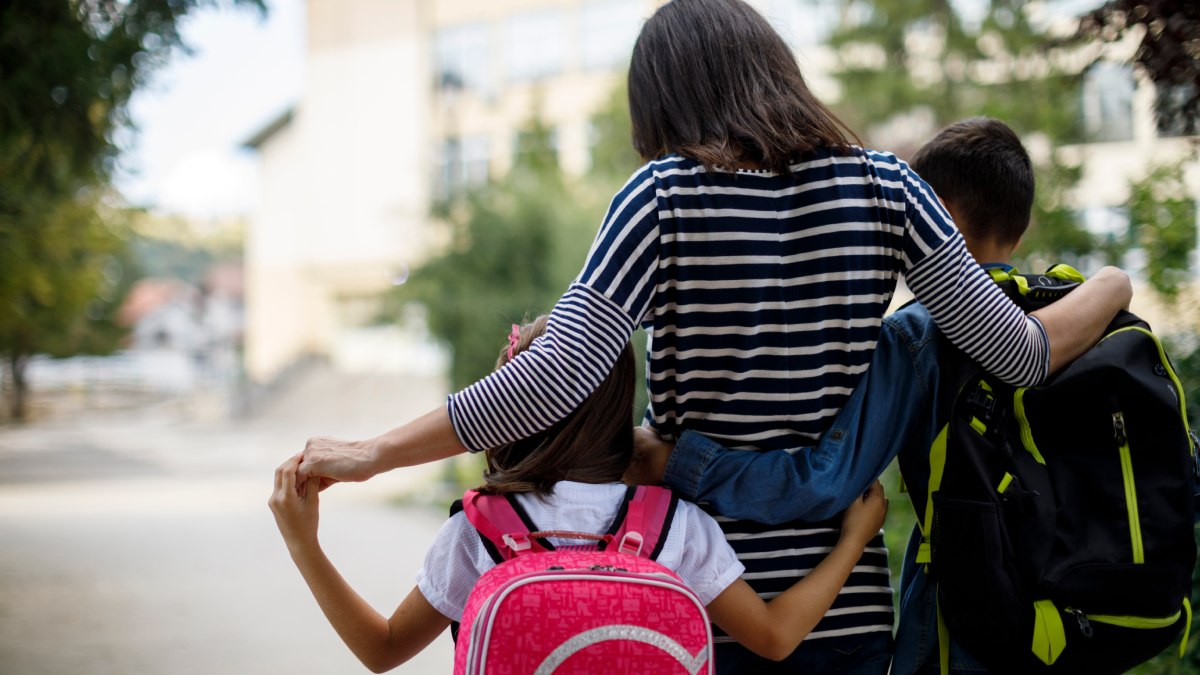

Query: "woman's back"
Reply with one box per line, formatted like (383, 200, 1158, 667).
(640, 148, 914, 451)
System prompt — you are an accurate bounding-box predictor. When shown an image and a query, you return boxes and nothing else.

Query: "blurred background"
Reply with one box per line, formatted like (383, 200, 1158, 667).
(0, 0, 1197, 673)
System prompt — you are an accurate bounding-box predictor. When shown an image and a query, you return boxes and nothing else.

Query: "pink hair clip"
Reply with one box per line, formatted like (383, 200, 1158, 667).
(506, 324, 521, 361)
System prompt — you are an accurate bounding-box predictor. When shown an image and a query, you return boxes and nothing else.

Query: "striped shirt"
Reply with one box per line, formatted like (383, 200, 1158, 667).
(448, 147, 1049, 644)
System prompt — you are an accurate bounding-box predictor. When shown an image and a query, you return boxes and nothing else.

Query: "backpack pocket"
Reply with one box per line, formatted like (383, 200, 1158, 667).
(930, 494, 1028, 656)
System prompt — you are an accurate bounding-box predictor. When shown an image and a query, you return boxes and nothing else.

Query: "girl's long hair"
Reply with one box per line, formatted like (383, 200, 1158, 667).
(628, 0, 861, 174)
(480, 315, 635, 498)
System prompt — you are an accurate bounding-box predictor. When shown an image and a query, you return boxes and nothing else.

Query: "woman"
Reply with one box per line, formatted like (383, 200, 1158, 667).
(297, 1, 1130, 671)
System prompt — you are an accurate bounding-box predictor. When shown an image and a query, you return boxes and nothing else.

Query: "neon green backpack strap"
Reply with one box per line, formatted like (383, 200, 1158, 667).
(1044, 263, 1086, 284)
(938, 591, 951, 675)
(917, 424, 950, 564)
(1181, 598, 1193, 658)
(1032, 599, 1067, 665)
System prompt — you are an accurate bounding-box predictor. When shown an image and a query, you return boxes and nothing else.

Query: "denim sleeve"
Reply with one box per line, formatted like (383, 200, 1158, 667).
(662, 315, 939, 525)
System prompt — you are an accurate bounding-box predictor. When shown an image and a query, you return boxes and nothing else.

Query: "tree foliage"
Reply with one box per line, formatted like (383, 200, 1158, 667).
(1126, 159, 1197, 300)
(1079, 0, 1200, 136)
(391, 85, 642, 399)
(0, 0, 261, 420)
(392, 117, 597, 391)
(827, 0, 1093, 269)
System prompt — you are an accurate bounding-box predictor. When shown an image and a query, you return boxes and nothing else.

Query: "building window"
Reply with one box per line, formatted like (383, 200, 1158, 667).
(435, 23, 492, 94)
(508, 11, 564, 82)
(1081, 62, 1135, 142)
(581, 0, 643, 71)
(437, 135, 491, 200)
(1156, 83, 1198, 137)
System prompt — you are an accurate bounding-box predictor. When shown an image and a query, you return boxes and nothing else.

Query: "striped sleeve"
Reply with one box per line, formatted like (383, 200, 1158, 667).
(447, 166, 661, 451)
(894, 160, 1050, 386)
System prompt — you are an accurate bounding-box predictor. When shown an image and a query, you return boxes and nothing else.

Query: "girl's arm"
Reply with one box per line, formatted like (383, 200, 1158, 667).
(269, 455, 450, 673)
(704, 482, 888, 661)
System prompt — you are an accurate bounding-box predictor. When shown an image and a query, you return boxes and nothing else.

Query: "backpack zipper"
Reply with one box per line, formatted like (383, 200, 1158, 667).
(1113, 412, 1145, 564)
(1068, 606, 1181, 632)
(1098, 326, 1194, 454)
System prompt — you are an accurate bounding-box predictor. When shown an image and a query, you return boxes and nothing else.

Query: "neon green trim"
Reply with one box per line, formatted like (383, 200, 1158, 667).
(1045, 263, 1087, 284)
(1182, 599, 1192, 658)
(1114, 412, 1145, 564)
(938, 593, 951, 675)
(997, 472, 1015, 494)
(1013, 274, 1030, 295)
(1013, 389, 1046, 465)
(1085, 610, 1181, 630)
(922, 425, 949, 544)
(970, 416, 987, 435)
(917, 542, 931, 565)
(1100, 326, 1193, 454)
(987, 267, 1011, 283)
(1032, 600, 1067, 665)
(979, 379, 993, 392)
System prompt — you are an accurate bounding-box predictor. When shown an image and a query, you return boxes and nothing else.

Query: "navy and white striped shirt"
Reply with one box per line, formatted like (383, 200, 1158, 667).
(448, 147, 1049, 643)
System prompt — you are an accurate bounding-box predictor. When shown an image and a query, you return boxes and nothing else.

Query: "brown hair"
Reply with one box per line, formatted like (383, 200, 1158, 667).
(628, 0, 861, 174)
(479, 316, 635, 498)
(910, 117, 1034, 248)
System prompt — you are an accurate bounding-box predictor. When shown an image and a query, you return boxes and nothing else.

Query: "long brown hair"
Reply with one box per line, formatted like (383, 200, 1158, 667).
(480, 315, 635, 498)
(628, 0, 861, 174)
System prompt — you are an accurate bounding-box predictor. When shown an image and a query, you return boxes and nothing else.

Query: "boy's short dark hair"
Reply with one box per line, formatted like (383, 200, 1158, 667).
(910, 117, 1034, 247)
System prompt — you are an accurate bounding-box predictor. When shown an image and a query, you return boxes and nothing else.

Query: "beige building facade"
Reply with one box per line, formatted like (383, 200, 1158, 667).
(243, 0, 1197, 383)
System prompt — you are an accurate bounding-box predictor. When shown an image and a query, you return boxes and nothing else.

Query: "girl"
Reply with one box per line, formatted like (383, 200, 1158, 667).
(297, 0, 1131, 670)
(270, 317, 888, 672)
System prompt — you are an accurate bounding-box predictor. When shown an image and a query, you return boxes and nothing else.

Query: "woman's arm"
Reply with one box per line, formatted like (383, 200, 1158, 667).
(299, 407, 466, 485)
(1030, 265, 1131, 374)
(704, 482, 889, 660)
(269, 456, 450, 672)
(896, 157, 1129, 385)
(299, 165, 661, 484)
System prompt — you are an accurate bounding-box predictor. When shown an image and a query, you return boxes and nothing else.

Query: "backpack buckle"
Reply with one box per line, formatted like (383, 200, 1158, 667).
(966, 387, 996, 419)
(502, 533, 532, 553)
(618, 531, 645, 556)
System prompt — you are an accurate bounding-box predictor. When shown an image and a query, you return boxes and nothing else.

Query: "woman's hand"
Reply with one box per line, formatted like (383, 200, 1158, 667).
(840, 481, 888, 548)
(269, 454, 322, 556)
(297, 436, 379, 489)
(624, 426, 674, 486)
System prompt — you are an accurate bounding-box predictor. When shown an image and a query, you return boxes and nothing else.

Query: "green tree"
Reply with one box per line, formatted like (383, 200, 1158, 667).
(0, 0, 261, 420)
(827, 0, 1093, 269)
(393, 116, 597, 391)
(1127, 159, 1197, 301)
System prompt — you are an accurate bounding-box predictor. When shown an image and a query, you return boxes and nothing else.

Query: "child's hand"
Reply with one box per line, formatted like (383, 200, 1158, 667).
(624, 426, 674, 486)
(269, 453, 322, 556)
(839, 481, 888, 547)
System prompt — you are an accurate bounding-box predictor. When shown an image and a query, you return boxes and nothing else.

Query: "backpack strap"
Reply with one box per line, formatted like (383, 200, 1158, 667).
(610, 485, 678, 561)
(462, 486, 678, 562)
(461, 490, 553, 563)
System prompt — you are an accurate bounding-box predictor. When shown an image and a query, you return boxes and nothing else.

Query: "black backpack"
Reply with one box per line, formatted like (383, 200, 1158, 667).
(899, 264, 1200, 674)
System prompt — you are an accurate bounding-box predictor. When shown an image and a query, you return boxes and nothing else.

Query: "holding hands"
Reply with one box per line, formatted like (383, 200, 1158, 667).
(269, 454, 322, 556)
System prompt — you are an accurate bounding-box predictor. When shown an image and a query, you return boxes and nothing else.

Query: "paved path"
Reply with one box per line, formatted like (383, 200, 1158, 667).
(0, 370, 459, 674)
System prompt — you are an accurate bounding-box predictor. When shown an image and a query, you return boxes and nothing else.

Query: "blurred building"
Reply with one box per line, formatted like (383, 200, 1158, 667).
(242, 0, 1198, 384)
(242, 0, 839, 383)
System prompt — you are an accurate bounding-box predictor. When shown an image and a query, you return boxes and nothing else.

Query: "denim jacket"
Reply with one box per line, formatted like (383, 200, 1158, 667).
(662, 299, 943, 523)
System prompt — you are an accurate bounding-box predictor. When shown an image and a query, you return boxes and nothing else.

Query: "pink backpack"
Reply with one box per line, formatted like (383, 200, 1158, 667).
(452, 485, 714, 674)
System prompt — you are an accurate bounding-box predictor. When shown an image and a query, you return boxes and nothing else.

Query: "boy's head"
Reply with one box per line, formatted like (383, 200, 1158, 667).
(481, 316, 635, 498)
(910, 117, 1034, 258)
